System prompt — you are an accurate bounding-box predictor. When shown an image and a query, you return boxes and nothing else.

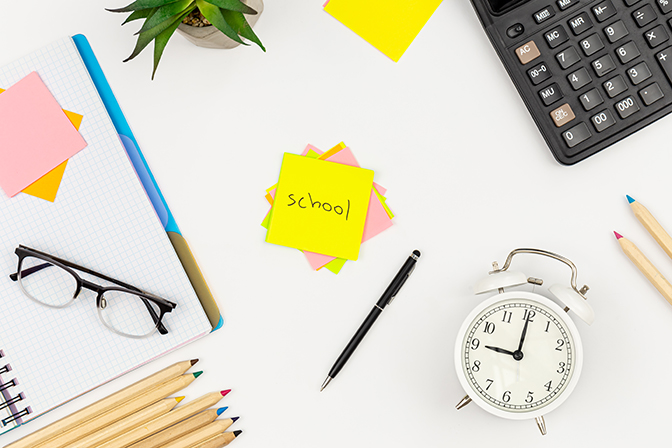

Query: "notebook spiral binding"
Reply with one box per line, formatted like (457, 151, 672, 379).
(0, 351, 31, 427)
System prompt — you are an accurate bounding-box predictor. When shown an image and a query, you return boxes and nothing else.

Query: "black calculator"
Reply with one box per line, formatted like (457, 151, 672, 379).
(470, 0, 672, 164)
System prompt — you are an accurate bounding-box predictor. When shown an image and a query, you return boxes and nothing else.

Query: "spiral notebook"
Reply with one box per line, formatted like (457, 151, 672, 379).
(0, 36, 217, 434)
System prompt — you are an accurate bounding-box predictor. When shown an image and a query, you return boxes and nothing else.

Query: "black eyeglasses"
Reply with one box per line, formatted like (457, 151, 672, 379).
(9, 245, 177, 339)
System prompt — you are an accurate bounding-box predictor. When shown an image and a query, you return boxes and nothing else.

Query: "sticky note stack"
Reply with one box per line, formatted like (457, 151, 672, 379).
(262, 143, 394, 274)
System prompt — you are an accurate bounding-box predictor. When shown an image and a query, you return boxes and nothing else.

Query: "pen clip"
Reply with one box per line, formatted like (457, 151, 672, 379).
(387, 264, 415, 306)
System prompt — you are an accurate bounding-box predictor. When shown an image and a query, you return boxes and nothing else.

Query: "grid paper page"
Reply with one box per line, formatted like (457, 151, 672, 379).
(0, 37, 213, 431)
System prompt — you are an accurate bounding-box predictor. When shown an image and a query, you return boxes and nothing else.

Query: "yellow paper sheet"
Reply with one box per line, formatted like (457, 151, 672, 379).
(324, 0, 443, 62)
(266, 153, 374, 260)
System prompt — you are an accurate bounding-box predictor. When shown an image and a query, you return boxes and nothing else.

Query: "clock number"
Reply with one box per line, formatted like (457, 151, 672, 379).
(555, 339, 564, 351)
(522, 309, 536, 322)
(557, 362, 566, 374)
(485, 379, 494, 390)
(544, 380, 552, 392)
(502, 391, 511, 402)
(501, 310, 512, 323)
(525, 391, 534, 403)
(472, 360, 481, 372)
(483, 322, 495, 334)
(470, 338, 480, 350)
(545, 321, 551, 332)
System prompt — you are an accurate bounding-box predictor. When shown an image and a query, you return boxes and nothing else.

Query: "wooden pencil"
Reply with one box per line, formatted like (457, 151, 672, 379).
(127, 407, 228, 448)
(615, 231, 672, 306)
(4, 359, 197, 448)
(160, 418, 238, 448)
(67, 397, 183, 448)
(98, 390, 231, 448)
(627, 195, 672, 260)
(193, 431, 243, 448)
(36, 372, 202, 448)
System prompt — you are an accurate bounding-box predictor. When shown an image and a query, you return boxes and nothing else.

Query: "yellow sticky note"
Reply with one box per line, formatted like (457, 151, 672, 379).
(324, 0, 442, 62)
(266, 153, 374, 260)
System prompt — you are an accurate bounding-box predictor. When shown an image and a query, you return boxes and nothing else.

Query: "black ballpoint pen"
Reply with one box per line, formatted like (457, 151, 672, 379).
(320, 250, 421, 391)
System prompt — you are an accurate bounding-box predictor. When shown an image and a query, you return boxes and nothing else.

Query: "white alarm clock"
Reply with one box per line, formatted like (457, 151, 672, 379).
(454, 249, 594, 435)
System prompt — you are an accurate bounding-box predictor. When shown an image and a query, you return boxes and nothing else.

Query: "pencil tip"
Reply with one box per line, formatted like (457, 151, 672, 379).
(216, 406, 228, 415)
(626, 195, 635, 204)
(231, 416, 240, 423)
(175, 396, 185, 403)
(320, 376, 332, 391)
(221, 389, 231, 397)
(193, 371, 203, 379)
(233, 430, 243, 437)
(614, 231, 623, 240)
(190, 359, 199, 366)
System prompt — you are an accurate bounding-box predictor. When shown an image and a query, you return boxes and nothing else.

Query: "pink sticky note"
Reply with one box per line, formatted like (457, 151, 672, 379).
(0, 72, 87, 197)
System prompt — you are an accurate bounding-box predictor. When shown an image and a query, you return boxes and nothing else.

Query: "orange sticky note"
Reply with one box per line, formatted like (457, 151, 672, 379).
(0, 72, 87, 197)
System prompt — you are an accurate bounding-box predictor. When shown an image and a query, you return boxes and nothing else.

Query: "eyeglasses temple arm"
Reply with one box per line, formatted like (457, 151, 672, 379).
(9, 263, 52, 282)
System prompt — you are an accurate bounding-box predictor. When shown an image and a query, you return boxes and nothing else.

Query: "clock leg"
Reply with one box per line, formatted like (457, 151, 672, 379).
(455, 394, 472, 410)
(535, 416, 547, 435)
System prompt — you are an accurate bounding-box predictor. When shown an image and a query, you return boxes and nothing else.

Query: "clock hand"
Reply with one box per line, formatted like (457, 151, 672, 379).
(484, 345, 515, 356)
(517, 316, 531, 352)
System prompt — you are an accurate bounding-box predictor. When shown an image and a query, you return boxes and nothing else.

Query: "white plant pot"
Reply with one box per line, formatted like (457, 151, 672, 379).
(176, 0, 264, 49)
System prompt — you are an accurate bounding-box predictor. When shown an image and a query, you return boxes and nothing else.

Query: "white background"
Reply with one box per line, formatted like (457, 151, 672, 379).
(0, 0, 671, 446)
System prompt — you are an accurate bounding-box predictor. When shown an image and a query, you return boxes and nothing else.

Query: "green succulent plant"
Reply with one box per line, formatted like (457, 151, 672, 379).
(108, 0, 265, 79)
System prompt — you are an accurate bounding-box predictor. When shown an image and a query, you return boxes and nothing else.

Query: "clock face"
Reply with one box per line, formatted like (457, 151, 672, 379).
(455, 292, 582, 419)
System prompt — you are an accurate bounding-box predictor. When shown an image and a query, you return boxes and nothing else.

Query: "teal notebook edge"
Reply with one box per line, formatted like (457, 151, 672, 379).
(72, 34, 223, 332)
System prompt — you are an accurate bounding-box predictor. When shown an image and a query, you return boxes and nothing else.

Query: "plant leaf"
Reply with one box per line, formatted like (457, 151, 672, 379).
(221, 9, 264, 51)
(203, 0, 256, 14)
(152, 10, 192, 79)
(196, 0, 245, 44)
(123, 11, 187, 62)
(121, 7, 157, 25)
(137, 0, 194, 34)
(107, 0, 180, 13)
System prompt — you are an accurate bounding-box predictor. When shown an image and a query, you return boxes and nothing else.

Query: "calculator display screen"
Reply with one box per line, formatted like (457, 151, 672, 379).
(488, 0, 529, 14)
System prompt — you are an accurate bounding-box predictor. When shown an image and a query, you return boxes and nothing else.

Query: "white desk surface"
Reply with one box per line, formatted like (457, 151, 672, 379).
(1, 0, 670, 446)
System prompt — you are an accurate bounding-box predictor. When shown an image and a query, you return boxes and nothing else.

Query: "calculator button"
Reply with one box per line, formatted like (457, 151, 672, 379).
(627, 62, 652, 84)
(568, 67, 593, 89)
(557, 0, 578, 10)
(556, 47, 582, 69)
(645, 25, 669, 48)
(592, 1, 617, 22)
(657, 0, 672, 14)
(592, 55, 616, 76)
(551, 103, 576, 127)
(507, 23, 525, 39)
(516, 41, 541, 64)
(639, 82, 665, 104)
(534, 7, 556, 24)
(633, 5, 658, 27)
(528, 62, 553, 84)
(580, 88, 605, 110)
(616, 41, 641, 63)
(580, 34, 605, 56)
(539, 83, 564, 105)
(603, 75, 629, 97)
(545, 26, 570, 48)
(569, 13, 594, 35)
(657, 46, 672, 83)
(614, 96, 641, 118)
(624, 0, 641, 6)
(590, 109, 617, 131)
(604, 21, 629, 43)
(562, 122, 591, 148)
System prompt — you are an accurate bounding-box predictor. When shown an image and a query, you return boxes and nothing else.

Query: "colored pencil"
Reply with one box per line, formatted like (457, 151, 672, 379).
(615, 232, 672, 306)
(5, 359, 198, 448)
(193, 431, 243, 448)
(67, 397, 184, 448)
(37, 372, 202, 448)
(127, 407, 228, 448)
(627, 195, 672, 260)
(98, 390, 231, 448)
(161, 418, 238, 448)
